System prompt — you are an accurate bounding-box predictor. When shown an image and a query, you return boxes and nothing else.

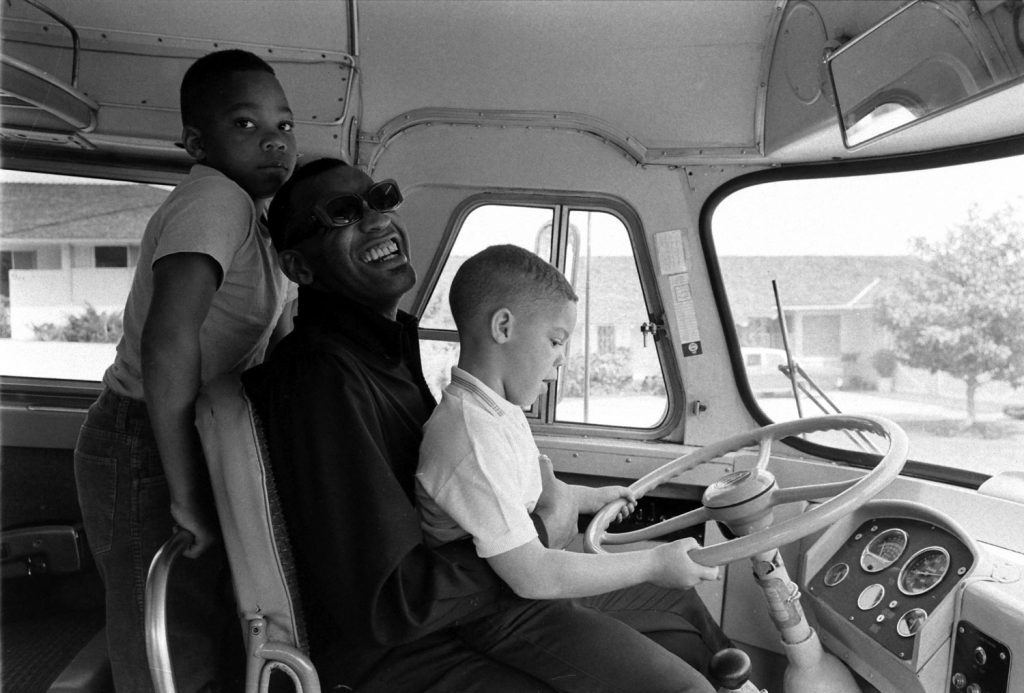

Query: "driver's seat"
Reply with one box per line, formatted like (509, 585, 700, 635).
(145, 373, 321, 692)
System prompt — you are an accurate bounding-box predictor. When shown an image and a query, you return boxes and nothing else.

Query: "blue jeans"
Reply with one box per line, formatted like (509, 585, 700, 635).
(359, 584, 730, 693)
(74, 388, 239, 693)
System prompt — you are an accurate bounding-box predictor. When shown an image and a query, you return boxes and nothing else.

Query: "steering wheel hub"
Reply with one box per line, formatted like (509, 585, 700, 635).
(702, 469, 779, 535)
(703, 469, 776, 508)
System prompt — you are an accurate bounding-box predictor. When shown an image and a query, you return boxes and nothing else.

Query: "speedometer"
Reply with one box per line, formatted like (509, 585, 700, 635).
(860, 528, 908, 572)
(898, 547, 950, 596)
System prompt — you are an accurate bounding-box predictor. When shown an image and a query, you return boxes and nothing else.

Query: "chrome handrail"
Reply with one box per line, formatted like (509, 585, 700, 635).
(144, 529, 321, 692)
(144, 529, 192, 693)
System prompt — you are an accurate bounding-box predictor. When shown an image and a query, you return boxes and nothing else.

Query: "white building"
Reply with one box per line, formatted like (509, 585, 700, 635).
(1, 182, 166, 339)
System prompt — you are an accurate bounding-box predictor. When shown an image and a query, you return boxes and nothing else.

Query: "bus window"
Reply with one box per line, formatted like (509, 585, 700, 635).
(0, 170, 170, 381)
(420, 202, 669, 430)
(710, 154, 1024, 476)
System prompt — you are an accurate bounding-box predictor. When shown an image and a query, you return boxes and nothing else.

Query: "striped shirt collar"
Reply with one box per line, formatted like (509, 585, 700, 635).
(448, 366, 520, 418)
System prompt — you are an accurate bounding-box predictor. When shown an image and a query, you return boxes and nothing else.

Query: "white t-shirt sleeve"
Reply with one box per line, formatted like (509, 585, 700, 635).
(430, 447, 540, 558)
(151, 175, 254, 285)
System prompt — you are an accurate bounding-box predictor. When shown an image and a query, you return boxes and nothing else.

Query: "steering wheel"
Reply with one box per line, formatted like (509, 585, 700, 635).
(584, 414, 908, 566)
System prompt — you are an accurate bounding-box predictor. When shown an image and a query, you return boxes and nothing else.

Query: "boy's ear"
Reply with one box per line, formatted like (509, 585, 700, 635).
(181, 125, 205, 161)
(278, 248, 316, 286)
(490, 307, 514, 344)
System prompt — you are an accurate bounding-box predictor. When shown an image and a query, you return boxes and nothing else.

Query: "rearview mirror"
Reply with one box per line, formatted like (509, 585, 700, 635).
(826, 0, 1024, 147)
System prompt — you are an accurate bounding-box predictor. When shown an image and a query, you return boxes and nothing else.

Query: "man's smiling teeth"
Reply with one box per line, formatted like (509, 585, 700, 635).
(361, 239, 399, 264)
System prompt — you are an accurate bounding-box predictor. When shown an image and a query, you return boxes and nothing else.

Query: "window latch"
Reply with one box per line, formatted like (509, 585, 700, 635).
(640, 318, 666, 347)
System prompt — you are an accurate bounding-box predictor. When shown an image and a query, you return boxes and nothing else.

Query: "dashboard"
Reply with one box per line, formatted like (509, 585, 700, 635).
(800, 499, 1018, 693)
(806, 517, 975, 660)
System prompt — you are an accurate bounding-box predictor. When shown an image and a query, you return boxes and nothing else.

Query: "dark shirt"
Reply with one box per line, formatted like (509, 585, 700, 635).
(243, 287, 507, 685)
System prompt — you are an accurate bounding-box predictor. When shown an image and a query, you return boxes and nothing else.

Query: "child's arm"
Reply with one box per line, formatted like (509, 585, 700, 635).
(486, 535, 720, 600)
(532, 454, 636, 547)
(571, 484, 637, 521)
(141, 252, 221, 559)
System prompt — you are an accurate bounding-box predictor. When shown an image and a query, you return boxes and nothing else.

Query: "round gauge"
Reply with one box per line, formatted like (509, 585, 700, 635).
(896, 608, 928, 638)
(823, 562, 850, 587)
(898, 547, 950, 596)
(857, 583, 885, 611)
(860, 528, 908, 573)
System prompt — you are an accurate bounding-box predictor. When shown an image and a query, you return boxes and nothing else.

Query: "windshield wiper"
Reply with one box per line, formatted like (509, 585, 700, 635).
(773, 279, 881, 454)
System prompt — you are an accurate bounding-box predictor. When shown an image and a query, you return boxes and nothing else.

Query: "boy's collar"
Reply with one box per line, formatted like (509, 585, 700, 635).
(449, 366, 524, 418)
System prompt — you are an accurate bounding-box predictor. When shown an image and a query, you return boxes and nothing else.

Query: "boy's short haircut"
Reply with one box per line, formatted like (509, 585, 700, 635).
(180, 49, 277, 128)
(450, 244, 578, 333)
(267, 157, 353, 251)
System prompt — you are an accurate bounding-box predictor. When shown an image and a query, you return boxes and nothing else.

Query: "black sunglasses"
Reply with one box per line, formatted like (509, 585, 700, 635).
(312, 179, 403, 227)
(287, 179, 403, 247)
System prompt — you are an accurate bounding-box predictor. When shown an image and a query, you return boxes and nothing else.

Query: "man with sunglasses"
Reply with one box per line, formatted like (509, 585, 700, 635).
(244, 158, 551, 691)
(243, 158, 730, 692)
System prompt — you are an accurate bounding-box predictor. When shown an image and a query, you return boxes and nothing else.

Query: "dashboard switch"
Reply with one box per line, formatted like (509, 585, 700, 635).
(950, 621, 1010, 693)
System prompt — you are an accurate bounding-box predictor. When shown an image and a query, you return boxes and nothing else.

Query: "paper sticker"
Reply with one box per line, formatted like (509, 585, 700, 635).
(669, 273, 701, 357)
(655, 229, 688, 275)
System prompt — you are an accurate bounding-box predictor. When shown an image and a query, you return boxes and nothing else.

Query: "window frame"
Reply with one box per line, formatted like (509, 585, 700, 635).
(414, 190, 683, 440)
(700, 136, 1024, 490)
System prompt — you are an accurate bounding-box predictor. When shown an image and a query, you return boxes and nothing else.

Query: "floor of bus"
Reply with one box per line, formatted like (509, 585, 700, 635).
(1, 571, 110, 693)
(0, 569, 794, 693)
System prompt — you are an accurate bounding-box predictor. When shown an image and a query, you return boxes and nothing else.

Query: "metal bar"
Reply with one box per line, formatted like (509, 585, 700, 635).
(824, 0, 922, 63)
(793, 363, 881, 453)
(785, 373, 874, 453)
(145, 529, 192, 693)
(772, 280, 803, 419)
(23, 0, 81, 86)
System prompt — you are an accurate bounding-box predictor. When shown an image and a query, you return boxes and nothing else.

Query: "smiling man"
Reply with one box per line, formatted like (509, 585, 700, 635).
(242, 158, 556, 691)
(242, 159, 730, 692)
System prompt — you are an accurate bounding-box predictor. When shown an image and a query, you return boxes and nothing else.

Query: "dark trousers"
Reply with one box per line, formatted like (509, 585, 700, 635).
(356, 584, 731, 693)
(74, 388, 241, 693)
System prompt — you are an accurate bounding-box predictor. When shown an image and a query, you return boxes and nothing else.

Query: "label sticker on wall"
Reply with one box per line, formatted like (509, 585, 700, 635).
(669, 273, 702, 357)
(655, 229, 688, 275)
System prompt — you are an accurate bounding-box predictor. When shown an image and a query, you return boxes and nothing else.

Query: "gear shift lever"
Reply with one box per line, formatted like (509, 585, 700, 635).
(709, 648, 765, 693)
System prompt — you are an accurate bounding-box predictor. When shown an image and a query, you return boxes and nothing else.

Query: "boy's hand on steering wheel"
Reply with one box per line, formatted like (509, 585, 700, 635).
(651, 537, 721, 590)
(582, 486, 637, 521)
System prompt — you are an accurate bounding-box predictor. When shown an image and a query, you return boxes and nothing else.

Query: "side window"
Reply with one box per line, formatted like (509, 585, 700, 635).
(710, 153, 1024, 477)
(420, 200, 670, 430)
(1, 171, 170, 381)
(94, 246, 130, 268)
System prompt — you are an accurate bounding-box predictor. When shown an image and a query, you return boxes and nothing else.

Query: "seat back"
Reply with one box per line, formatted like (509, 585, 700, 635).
(140, 373, 320, 692)
(195, 373, 307, 652)
(146, 373, 320, 692)
(192, 372, 319, 691)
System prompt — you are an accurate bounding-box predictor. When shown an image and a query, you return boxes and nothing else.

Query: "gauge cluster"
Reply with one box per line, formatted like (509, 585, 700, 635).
(807, 517, 975, 660)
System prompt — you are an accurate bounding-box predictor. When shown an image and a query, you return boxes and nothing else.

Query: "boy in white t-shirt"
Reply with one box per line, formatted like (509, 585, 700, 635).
(73, 49, 297, 691)
(417, 244, 723, 692)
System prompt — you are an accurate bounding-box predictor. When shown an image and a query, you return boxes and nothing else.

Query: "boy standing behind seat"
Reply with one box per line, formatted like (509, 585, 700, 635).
(417, 244, 722, 693)
(73, 49, 297, 692)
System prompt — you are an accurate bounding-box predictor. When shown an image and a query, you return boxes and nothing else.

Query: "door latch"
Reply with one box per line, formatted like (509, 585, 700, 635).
(640, 318, 666, 347)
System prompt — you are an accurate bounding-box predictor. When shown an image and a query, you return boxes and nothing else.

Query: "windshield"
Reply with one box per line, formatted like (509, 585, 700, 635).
(710, 153, 1024, 478)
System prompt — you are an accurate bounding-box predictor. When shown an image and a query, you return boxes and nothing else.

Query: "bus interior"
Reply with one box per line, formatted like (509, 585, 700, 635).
(2, 1, 1024, 692)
